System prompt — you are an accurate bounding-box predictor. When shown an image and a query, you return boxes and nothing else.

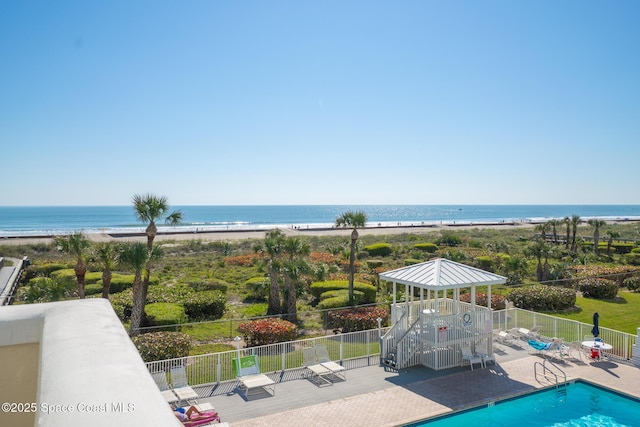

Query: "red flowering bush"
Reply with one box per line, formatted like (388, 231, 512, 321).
(237, 318, 298, 347)
(224, 253, 259, 266)
(327, 306, 389, 333)
(310, 252, 336, 264)
(459, 293, 507, 310)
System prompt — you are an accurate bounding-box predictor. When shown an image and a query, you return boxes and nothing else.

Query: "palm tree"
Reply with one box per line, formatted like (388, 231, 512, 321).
(95, 242, 118, 299)
(570, 215, 582, 252)
(132, 194, 182, 312)
(54, 232, 92, 298)
(335, 210, 368, 305)
(281, 236, 310, 323)
(525, 240, 549, 282)
(534, 222, 551, 242)
(118, 242, 161, 336)
(547, 219, 561, 244)
(605, 230, 620, 256)
(563, 216, 571, 249)
(132, 193, 183, 251)
(258, 229, 286, 315)
(587, 219, 607, 256)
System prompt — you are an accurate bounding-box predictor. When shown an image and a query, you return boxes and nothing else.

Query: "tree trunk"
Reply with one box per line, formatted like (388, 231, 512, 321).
(101, 268, 112, 299)
(594, 229, 600, 256)
(285, 276, 297, 323)
(571, 227, 578, 252)
(129, 273, 144, 336)
(348, 229, 358, 305)
(75, 260, 86, 299)
(565, 225, 570, 249)
(267, 263, 281, 315)
(536, 259, 543, 282)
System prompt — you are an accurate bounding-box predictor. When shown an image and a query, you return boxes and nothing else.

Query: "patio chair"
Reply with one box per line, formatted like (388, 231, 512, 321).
(151, 371, 179, 404)
(566, 341, 584, 360)
(461, 345, 483, 370)
(233, 354, 276, 398)
(175, 403, 221, 426)
(315, 345, 346, 381)
(302, 347, 333, 386)
(170, 366, 200, 404)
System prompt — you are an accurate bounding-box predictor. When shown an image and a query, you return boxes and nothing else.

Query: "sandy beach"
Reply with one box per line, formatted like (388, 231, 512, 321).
(0, 221, 541, 246)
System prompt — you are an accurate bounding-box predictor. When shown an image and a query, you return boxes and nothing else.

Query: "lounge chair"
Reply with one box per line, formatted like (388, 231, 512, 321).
(461, 345, 483, 370)
(233, 354, 276, 398)
(175, 403, 221, 426)
(527, 338, 563, 358)
(302, 347, 333, 386)
(170, 366, 200, 404)
(151, 371, 179, 404)
(315, 345, 346, 381)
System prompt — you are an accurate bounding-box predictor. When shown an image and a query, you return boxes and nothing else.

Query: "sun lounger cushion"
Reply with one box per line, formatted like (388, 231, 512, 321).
(528, 339, 552, 351)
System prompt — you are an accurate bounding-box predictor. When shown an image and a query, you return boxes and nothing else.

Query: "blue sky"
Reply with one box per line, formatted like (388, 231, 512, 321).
(1, 1, 638, 206)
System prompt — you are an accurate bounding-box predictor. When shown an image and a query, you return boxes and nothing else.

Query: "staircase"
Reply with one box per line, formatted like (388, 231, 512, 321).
(381, 314, 423, 369)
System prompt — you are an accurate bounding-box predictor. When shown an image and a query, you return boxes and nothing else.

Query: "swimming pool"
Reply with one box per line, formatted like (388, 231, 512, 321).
(406, 381, 640, 427)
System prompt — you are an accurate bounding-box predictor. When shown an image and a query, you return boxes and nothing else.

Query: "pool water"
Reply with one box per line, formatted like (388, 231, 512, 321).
(409, 381, 640, 427)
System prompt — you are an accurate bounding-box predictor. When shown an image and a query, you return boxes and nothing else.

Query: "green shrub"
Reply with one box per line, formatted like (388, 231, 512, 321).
(244, 277, 269, 301)
(404, 259, 421, 266)
(623, 276, 640, 291)
(103, 274, 134, 294)
(578, 278, 619, 299)
(181, 291, 226, 320)
(459, 292, 507, 310)
(414, 243, 438, 253)
(237, 318, 298, 347)
(612, 243, 635, 254)
(317, 290, 365, 309)
(131, 331, 192, 362)
(625, 253, 640, 266)
(508, 285, 576, 311)
(188, 279, 228, 293)
(49, 268, 76, 279)
(366, 259, 384, 269)
(23, 263, 68, 281)
(364, 243, 392, 257)
(631, 247, 640, 254)
(327, 306, 390, 333)
(436, 233, 462, 246)
(474, 256, 495, 272)
(310, 280, 376, 303)
(144, 302, 188, 327)
(17, 276, 76, 303)
(84, 283, 103, 296)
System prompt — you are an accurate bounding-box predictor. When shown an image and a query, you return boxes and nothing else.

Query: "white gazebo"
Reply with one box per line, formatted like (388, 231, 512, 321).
(379, 258, 506, 371)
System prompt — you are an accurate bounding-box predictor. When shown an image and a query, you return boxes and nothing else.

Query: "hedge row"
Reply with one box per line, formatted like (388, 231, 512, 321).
(578, 278, 619, 300)
(414, 243, 438, 253)
(144, 302, 188, 328)
(459, 292, 507, 310)
(508, 285, 576, 311)
(310, 280, 376, 303)
(131, 331, 192, 362)
(317, 289, 365, 310)
(364, 243, 393, 257)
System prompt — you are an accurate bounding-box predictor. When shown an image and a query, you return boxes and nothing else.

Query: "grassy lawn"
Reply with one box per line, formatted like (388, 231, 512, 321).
(549, 290, 640, 335)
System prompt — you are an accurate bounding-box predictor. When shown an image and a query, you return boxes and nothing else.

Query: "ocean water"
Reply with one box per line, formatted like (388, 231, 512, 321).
(0, 205, 639, 237)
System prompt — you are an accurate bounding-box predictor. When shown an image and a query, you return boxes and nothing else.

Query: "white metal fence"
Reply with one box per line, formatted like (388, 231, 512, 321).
(145, 328, 385, 392)
(146, 307, 638, 390)
(493, 307, 637, 361)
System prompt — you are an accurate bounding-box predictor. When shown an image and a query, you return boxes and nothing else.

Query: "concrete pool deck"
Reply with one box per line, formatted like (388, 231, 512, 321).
(192, 346, 640, 426)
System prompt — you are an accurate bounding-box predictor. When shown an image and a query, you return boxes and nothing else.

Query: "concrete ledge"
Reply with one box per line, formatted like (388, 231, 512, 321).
(0, 299, 182, 426)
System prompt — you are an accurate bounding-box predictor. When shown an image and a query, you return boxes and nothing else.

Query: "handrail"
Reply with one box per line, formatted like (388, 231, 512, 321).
(534, 358, 567, 392)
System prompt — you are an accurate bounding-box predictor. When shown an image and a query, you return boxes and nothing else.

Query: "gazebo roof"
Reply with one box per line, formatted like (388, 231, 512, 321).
(379, 258, 506, 291)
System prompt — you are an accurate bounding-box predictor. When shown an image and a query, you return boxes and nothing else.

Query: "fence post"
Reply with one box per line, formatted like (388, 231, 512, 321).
(340, 334, 344, 363)
(281, 344, 286, 372)
(216, 353, 221, 385)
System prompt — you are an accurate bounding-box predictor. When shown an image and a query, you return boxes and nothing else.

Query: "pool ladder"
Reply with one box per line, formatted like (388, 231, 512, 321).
(534, 359, 567, 396)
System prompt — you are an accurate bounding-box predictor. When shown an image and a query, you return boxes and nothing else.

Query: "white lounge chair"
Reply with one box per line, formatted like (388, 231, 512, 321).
(302, 347, 333, 386)
(234, 354, 276, 398)
(150, 371, 179, 404)
(461, 345, 483, 370)
(315, 345, 346, 382)
(170, 366, 200, 404)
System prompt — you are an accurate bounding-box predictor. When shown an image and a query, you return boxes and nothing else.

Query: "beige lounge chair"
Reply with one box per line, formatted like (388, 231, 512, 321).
(170, 366, 200, 404)
(234, 354, 276, 397)
(315, 345, 346, 382)
(302, 347, 333, 386)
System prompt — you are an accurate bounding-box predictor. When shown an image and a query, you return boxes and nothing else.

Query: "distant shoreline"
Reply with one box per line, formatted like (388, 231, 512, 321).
(1, 218, 638, 246)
